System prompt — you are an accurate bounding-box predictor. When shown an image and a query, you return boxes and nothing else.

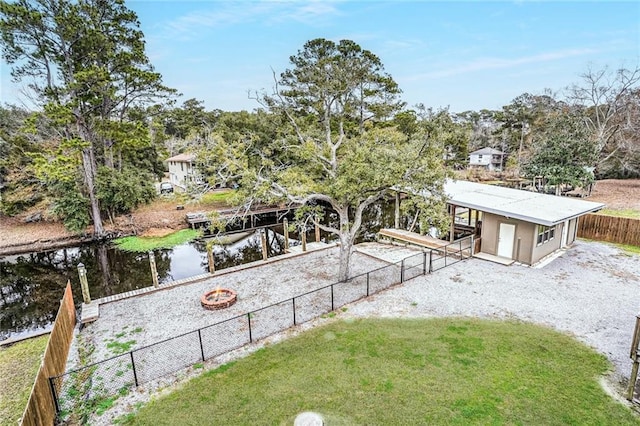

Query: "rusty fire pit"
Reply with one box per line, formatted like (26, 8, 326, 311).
(201, 288, 237, 310)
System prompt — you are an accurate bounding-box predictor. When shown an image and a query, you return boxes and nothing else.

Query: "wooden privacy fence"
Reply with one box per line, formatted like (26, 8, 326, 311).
(20, 282, 76, 426)
(578, 214, 640, 247)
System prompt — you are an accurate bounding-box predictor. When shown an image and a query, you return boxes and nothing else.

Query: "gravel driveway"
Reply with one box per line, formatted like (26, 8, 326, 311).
(80, 239, 640, 424)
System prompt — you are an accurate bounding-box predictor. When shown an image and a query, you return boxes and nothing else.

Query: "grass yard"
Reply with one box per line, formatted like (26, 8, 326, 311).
(121, 319, 639, 425)
(198, 189, 237, 207)
(0, 335, 48, 425)
(113, 229, 201, 252)
(599, 208, 640, 219)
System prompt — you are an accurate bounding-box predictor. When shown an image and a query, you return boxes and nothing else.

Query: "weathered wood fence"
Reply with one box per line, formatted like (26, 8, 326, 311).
(577, 214, 640, 247)
(20, 282, 76, 426)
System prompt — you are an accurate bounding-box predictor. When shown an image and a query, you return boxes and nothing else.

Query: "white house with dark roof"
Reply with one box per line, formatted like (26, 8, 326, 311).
(469, 147, 505, 171)
(166, 153, 201, 189)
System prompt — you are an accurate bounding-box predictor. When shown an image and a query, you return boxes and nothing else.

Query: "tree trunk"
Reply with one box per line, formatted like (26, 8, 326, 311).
(96, 244, 114, 293)
(338, 234, 353, 282)
(337, 206, 353, 281)
(81, 146, 105, 237)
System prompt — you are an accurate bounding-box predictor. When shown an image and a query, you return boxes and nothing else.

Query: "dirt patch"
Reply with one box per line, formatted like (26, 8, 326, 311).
(587, 179, 640, 210)
(1, 179, 638, 256)
(139, 227, 177, 238)
(0, 196, 224, 255)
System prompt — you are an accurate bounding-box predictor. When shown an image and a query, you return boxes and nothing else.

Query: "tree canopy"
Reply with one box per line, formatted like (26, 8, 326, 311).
(0, 0, 176, 234)
(240, 38, 450, 280)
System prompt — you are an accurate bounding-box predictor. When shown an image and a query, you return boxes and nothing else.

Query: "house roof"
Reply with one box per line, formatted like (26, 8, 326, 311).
(469, 147, 504, 156)
(166, 153, 196, 162)
(444, 180, 604, 226)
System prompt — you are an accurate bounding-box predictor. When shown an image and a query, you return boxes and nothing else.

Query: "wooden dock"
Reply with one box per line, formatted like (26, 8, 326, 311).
(378, 228, 474, 259)
(186, 204, 302, 230)
(378, 228, 449, 249)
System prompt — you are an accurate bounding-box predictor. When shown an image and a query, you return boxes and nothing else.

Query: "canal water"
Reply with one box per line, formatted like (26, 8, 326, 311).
(0, 201, 398, 342)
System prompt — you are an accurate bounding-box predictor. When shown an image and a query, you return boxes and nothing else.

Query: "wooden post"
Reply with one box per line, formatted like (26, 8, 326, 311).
(77, 263, 91, 304)
(301, 227, 307, 252)
(315, 218, 320, 243)
(149, 251, 159, 288)
(449, 204, 456, 242)
(261, 229, 268, 260)
(283, 218, 290, 250)
(627, 315, 640, 400)
(206, 242, 215, 273)
(474, 209, 480, 236)
(395, 191, 401, 229)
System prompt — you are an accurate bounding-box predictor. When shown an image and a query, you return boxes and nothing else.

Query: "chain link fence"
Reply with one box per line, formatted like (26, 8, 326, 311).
(50, 237, 472, 419)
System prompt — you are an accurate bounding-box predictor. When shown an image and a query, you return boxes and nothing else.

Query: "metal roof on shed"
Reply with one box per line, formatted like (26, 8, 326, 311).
(444, 180, 605, 226)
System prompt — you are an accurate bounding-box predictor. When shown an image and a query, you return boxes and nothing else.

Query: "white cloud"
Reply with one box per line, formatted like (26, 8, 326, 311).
(272, 1, 341, 25)
(162, 0, 341, 40)
(409, 47, 600, 80)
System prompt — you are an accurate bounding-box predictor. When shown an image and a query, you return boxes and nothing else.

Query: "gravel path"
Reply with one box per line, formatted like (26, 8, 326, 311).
(78, 240, 640, 424)
(82, 246, 393, 363)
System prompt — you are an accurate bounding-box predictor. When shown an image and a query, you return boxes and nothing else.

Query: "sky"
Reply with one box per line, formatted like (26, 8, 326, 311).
(1, 1, 639, 114)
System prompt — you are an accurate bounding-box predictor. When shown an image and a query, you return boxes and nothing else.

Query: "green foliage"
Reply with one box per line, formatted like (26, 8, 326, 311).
(0, 0, 177, 235)
(114, 229, 200, 252)
(96, 166, 155, 218)
(243, 38, 450, 280)
(122, 319, 639, 425)
(523, 110, 598, 189)
(51, 182, 91, 233)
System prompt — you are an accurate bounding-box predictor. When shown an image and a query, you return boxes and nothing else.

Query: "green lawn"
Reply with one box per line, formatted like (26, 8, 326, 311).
(113, 229, 201, 252)
(599, 208, 640, 219)
(121, 319, 639, 425)
(198, 189, 237, 207)
(0, 335, 49, 426)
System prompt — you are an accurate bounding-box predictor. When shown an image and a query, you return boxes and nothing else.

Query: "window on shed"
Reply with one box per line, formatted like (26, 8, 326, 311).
(536, 225, 556, 246)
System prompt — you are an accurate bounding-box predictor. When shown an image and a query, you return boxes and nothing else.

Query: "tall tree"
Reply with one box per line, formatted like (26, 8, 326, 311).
(246, 39, 448, 281)
(495, 92, 562, 170)
(0, 0, 175, 235)
(568, 66, 640, 176)
(523, 109, 598, 194)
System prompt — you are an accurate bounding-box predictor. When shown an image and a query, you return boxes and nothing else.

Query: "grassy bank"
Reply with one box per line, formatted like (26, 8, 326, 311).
(121, 318, 638, 425)
(599, 208, 640, 219)
(0, 335, 49, 425)
(114, 229, 200, 252)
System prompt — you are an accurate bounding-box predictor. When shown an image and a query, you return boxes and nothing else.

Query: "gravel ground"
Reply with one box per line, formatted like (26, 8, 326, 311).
(76, 239, 640, 424)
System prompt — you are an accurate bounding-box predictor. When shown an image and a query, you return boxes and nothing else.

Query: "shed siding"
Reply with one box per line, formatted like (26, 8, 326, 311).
(567, 218, 578, 245)
(480, 212, 537, 264)
(531, 223, 563, 264)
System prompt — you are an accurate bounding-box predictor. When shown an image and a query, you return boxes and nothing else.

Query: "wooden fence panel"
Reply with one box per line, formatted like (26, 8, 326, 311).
(578, 214, 640, 247)
(20, 282, 76, 426)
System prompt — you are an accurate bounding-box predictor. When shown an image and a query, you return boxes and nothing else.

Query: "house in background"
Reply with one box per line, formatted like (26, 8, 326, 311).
(469, 147, 505, 171)
(166, 153, 202, 190)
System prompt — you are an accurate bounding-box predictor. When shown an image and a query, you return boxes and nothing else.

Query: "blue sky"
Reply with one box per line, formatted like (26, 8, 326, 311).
(1, 1, 639, 113)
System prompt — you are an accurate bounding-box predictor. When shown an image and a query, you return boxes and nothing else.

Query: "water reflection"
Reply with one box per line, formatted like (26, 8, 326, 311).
(0, 199, 400, 342)
(0, 228, 292, 341)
